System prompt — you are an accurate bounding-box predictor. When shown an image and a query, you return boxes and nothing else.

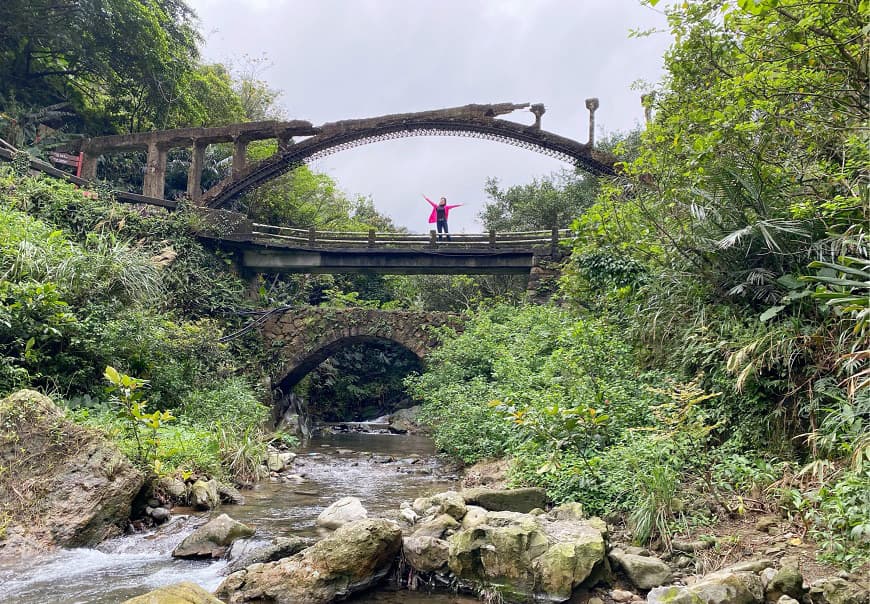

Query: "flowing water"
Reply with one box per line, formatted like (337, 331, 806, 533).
(0, 431, 479, 604)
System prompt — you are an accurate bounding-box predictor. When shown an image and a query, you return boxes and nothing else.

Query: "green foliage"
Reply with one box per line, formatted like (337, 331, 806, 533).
(806, 470, 870, 570)
(303, 342, 422, 422)
(0, 0, 207, 133)
(480, 170, 599, 231)
(407, 303, 666, 476)
(104, 365, 175, 468)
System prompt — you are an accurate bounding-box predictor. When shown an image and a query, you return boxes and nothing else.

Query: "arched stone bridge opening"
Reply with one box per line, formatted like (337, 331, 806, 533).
(261, 307, 461, 397)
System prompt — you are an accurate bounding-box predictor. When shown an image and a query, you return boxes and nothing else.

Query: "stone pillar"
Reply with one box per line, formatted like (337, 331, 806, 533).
(585, 97, 599, 146)
(78, 151, 98, 181)
(186, 142, 207, 203)
(641, 92, 656, 126)
(277, 134, 293, 153)
(245, 271, 260, 302)
(142, 141, 168, 199)
(530, 103, 545, 130)
(232, 138, 248, 178)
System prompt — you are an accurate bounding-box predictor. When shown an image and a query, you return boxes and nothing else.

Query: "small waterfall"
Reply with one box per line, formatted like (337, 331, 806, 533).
(276, 391, 315, 439)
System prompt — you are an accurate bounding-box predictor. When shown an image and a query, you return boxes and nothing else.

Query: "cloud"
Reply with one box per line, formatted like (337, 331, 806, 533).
(189, 0, 671, 231)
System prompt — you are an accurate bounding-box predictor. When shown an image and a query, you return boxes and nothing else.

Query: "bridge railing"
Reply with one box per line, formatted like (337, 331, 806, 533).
(250, 223, 573, 249)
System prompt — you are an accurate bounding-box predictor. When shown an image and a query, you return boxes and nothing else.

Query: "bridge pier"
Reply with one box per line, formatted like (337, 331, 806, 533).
(79, 151, 98, 181)
(186, 142, 207, 202)
(143, 141, 168, 199)
(232, 138, 248, 178)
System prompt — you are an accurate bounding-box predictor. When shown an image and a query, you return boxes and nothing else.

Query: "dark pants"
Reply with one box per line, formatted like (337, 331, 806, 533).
(437, 218, 450, 241)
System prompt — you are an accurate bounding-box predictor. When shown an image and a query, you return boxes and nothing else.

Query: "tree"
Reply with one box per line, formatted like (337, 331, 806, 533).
(0, 0, 205, 134)
(479, 170, 599, 232)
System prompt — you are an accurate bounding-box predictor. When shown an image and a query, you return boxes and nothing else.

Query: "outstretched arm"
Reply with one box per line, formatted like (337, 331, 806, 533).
(446, 203, 463, 210)
(422, 194, 436, 208)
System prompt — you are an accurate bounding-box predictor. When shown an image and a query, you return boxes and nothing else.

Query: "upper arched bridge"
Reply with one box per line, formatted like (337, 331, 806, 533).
(76, 101, 617, 206)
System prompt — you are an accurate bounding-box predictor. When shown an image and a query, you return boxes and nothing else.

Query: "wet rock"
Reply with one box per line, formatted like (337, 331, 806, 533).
(150, 507, 171, 523)
(462, 486, 547, 513)
(778, 596, 801, 604)
(548, 501, 585, 521)
(647, 571, 764, 604)
(610, 550, 673, 590)
(808, 577, 869, 604)
(226, 536, 313, 574)
(218, 483, 245, 505)
(172, 514, 255, 559)
(122, 581, 223, 603)
(430, 490, 467, 520)
(411, 513, 460, 539)
(398, 507, 419, 526)
(216, 519, 402, 604)
(0, 390, 144, 556)
(315, 496, 368, 530)
(403, 535, 450, 572)
(388, 405, 425, 434)
(610, 589, 636, 602)
(264, 451, 295, 472)
(156, 477, 188, 503)
(460, 505, 488, 530)
(766, 565, 806, 601)
(190, 479, 220, 510)
(447, 511, 606, 602)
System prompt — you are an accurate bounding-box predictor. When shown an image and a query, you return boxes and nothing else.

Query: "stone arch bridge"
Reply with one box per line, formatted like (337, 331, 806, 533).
(261, 306, 461, 396)
(77, 100, 616, 204)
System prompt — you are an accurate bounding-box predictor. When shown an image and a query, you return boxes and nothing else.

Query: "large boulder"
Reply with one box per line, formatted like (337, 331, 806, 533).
(431, 490, 467, 520)
(462, 487, 548, 513)
(172, 514, 255, 559)
(403, 535, 450, 572)
(808, 577, 869, 604)
(765, 565, 806, 602)
(447, 510, 606, 602)
(315, 496, 368, 529)
(647, 571, 764, 604)
(410, 513, 460, 539)
(388, 405, 426, 434)
(609, 549, 672, 590)
(122, 581, 223, 603)
(216, 518, 402, 604)
(0, 390, 144, 557)
(226, 536, 313, 574)
(190, 479, 220, 510)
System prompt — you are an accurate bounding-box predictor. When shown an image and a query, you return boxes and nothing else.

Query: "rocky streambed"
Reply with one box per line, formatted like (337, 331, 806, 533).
(0, 393, 463, 603)
(1, 391, 866, 604)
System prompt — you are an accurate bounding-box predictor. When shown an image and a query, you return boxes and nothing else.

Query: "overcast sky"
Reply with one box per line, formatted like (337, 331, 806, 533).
(188, 0, 672, 232)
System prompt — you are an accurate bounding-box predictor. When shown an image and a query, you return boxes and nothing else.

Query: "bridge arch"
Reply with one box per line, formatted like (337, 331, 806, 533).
(203, 103, 617, 208)
(262, 307, 460, 394)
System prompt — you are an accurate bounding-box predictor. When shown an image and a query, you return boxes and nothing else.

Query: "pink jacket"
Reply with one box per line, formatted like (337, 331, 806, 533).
(425, 196, 462, 223)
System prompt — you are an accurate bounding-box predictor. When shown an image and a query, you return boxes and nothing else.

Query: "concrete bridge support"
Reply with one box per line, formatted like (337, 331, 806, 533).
(143, 142, 168, 199)
(186, 142, 208, 202)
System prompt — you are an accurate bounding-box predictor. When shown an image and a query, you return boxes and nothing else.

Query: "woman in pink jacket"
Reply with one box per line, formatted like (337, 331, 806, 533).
(424, 194, 463, 241)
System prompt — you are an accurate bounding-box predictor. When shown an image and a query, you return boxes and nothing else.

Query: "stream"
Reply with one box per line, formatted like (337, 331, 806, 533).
(0, 431, 479, 604)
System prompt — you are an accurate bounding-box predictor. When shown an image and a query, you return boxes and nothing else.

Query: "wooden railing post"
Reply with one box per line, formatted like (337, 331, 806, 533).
(430, 230, 437, 247)
(489, 229, 496, 248)
(368, 229, 376, 247)
(308, 227, 316, 245)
